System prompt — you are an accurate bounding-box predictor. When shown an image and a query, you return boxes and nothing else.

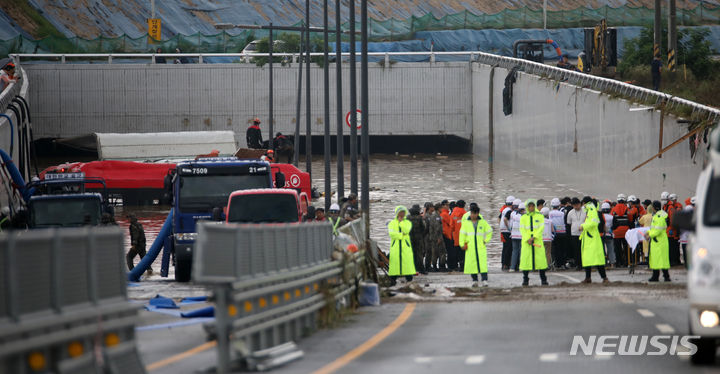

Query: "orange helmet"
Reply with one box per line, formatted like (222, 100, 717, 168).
(267, 150, 274, 154)
(253, 118, 261, 124)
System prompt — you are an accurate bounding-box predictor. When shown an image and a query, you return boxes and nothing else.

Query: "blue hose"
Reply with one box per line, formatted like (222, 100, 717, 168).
(0, 114, 14, 158)
(128, 208, 173, 282)
(0, 148, 33, 202)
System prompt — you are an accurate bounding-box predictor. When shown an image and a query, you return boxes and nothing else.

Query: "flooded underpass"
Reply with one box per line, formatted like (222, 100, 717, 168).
(95, 154, 592, 273)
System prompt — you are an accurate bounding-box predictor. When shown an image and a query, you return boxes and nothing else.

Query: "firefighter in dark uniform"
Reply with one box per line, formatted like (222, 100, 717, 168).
(408, 204, 427, 275)
(246, 118, 263, 149)
(127, 214, 152, 274)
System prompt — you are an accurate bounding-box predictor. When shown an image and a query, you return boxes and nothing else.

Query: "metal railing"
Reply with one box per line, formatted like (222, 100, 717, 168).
(0, 227, 146, 374)
(13, 51, 720, 125)
(0, 66, 23, 115)
(194, 222, 364, 373)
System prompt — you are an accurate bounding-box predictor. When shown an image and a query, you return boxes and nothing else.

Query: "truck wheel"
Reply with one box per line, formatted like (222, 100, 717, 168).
(691, 337, 717, 365)
(175, 257, 192, 282)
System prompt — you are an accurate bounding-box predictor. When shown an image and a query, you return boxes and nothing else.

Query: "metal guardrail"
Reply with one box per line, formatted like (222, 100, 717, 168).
(0, 66, 23, 115)
(0, 227, 146, 374)
(13, 51, 720, 126)
(194, 222, 363, 373)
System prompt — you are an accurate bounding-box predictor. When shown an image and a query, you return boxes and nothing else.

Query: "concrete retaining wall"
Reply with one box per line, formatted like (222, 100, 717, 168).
(472, 64, 707, 198)
(23, 61, 707, 197)
(24, 62, 473, 144)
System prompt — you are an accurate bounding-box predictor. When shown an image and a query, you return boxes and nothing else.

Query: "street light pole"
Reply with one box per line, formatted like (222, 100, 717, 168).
(305, 0, 312, 176)
(294, 30, 304, 166)
(361, 0, 369, 240)
(269, 23, 274, 151)
(323, 0, 331, 212)
(349, 0, 358, 196)
(335, 0, 344, 202)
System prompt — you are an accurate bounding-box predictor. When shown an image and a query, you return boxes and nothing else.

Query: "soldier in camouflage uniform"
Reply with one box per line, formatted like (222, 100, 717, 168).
(408, 204, 427, 275)
(425, 202, 445, 272)
(127, 214, 153, 275)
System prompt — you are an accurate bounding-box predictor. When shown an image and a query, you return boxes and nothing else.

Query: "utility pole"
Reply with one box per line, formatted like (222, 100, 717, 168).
(668, 0, 677, 71)
(349, 0, 358, 196)
(361, 0, 370, 240)
(151, 0, 155, 19)
(335, 0, 344, 202)
(323, 0, 331, 212)
(654, 0, 662, 59)
(543, 0, 547, 30)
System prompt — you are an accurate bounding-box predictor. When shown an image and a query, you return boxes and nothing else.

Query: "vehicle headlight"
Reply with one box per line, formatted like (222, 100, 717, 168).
(175, 233, 198, 241)
(700, 311, 720, 328)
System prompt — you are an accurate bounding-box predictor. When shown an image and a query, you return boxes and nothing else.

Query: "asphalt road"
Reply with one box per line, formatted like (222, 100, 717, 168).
(137, 278, 720, 374)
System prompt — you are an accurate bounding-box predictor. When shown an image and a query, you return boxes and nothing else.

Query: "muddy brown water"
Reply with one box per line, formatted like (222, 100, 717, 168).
(36, 154, 601, 269)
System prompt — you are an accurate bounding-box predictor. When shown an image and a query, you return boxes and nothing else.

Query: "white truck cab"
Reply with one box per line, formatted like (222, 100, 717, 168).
(678, 128, 720, 364)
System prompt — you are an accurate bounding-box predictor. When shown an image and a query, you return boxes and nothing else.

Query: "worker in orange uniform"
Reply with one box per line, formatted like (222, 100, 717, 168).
(610, 194, 631, 267)
(449, 200, 467, 272)
(663, 193, 683, 266)
(439, 200, 453, 272)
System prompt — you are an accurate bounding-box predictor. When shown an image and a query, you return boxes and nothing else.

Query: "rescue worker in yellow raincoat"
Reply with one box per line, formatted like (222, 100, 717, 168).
(579, 198, 609, 284)
(388, 205, 416, 286)
(646, 200, 671, 282)
(459, 205, 492, 288)
(520, 199, 548, 286)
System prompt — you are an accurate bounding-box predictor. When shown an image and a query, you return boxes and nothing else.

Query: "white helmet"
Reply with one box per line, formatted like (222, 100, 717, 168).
(691, 196, 696, 205)
(628, 195, 637, 203)
(506, 195, 516, 204)
(601, 202, 611, 210)
(617, 194, 627, 202)
(550, 198, 561, 207)
(541, 207, 550, 217)
(669, 193, 677, 201)
(512, 199, 522, 207)
(518, 203, 526, 210)
(330, 203, 340, 212)
(661, 191, 669, 201)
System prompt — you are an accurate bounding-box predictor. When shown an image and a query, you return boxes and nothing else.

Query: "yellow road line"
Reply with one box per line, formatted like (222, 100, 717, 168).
(146, 340, 217, 371)
(313, 303, 417, 374)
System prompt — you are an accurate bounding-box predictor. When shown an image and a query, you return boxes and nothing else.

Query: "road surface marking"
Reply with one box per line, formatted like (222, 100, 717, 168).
(313, 303, 416, 374)
(656, 324, 675, 333)
(146, 340, 217, 371)
(637, 309, 655, 318)
(539, 353, 559, 362)
(465, 355, 485, 365)
(617, 296, 634, 304)
(552, 273, 582, 283)
(594, 354, 613, 360)
(414, 357, 433, 364)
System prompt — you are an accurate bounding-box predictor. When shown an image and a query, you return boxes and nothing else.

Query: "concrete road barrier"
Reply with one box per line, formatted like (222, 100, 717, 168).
(194, 222, 364, 373)
(0, 227, 146, 374)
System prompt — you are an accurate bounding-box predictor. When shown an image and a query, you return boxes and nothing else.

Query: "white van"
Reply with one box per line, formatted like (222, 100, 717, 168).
(677, 128, 720, 364)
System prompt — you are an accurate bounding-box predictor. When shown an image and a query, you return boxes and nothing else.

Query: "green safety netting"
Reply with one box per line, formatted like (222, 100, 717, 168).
(1, 4, 718, 55)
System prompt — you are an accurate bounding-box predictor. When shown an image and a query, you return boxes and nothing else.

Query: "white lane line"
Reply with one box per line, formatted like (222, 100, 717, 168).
(552, 273, 582, 283)
(656, 324, 676, 333)
(465, 355, 485, 365)
(618, 296, 634, 304)
(593, 354, 613, 361)
(637, 309, 656, 318)
(539, 353, 559, 362)
(414, 357, 433, 364)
